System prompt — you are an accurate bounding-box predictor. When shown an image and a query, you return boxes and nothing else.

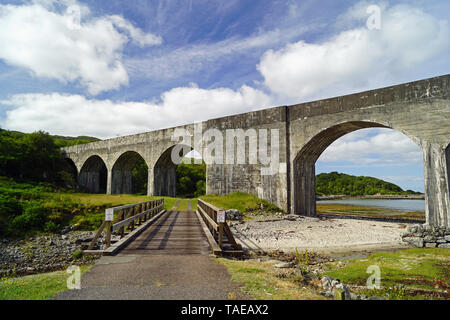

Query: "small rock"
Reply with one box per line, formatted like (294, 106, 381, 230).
(273, 261, 294, 268)
(423, 235, 436, 242)
(331, 279, 340, 287)
(438, 243, 450, 248)
(402, 237, 424, 248)
(321, 276, 333, 289)
(425, 243, 437, 248)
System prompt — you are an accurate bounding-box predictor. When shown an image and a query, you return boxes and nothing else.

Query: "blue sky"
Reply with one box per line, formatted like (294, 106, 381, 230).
(0, 0, 449, 192)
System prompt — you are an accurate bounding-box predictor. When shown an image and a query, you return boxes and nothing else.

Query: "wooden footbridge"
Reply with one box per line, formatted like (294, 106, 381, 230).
(84, 198, 243, 257)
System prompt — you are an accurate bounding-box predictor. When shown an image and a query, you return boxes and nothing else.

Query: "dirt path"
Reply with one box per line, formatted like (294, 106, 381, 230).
(54, 204, 244, 300)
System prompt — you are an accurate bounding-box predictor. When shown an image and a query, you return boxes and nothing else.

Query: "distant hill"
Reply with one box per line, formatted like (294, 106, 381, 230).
(316, 172, 421, 196)
(0, 128, 100, 147)
(52, 135, 100, 147)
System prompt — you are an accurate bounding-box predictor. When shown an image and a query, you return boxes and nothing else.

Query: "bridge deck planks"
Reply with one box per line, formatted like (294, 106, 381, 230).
(118, 208, 210, 256)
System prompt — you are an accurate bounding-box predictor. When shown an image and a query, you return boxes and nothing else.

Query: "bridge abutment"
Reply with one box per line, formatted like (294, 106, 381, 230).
(423, 141, 450, 227)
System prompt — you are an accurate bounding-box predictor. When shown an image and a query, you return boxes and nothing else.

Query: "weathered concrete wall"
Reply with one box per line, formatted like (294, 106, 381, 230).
(203, 106, 289, 210)
(288, 74, 450, 227)
(62, 74, 450, 227)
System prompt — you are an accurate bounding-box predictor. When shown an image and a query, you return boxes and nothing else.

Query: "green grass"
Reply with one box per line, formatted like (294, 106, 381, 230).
(200, 192, 283, 214)
(216, 258, 325, 300)
(322, 248, 450, 300)
(0, 265, 92, 300)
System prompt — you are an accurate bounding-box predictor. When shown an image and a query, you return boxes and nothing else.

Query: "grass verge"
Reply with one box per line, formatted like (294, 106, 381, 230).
(200, 192, 283, 214)
(216, 258, 326, 300)
(322, 248, 450, 300)
(0, 265, 92, 300)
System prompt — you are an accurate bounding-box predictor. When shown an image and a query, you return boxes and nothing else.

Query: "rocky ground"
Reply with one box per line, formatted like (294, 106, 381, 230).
(230, 214, 413, 255)
(0, 230, 103, 277)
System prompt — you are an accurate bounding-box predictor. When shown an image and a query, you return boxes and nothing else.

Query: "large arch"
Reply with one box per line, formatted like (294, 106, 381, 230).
(153, 144, 197, 197)
(292, 120, 423, 216)
(111, 151, 148, 194)
(79, 155, 107, 193)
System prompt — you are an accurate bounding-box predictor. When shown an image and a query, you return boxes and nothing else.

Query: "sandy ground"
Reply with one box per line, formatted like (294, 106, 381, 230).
(230, 215, 412, 256)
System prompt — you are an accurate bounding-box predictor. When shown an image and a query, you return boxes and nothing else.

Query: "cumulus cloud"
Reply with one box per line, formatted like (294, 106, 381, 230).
(317, 128, 423, 166)
(257, 3, 450, 100)
(0, 85, 271, 138)
(0, 1, 161, 95)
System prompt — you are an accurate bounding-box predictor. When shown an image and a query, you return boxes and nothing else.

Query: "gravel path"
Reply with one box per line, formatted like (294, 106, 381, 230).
(230, 215, 412, 255)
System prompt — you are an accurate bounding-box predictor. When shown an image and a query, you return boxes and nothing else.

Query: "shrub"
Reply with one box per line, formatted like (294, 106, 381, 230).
(44, 221, 59, 233)
(72, 250, 83, 260)
(10, 201, 46, 232)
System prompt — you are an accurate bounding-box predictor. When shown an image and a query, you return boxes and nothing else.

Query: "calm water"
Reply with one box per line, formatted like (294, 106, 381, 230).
(318, 199, 425, 212)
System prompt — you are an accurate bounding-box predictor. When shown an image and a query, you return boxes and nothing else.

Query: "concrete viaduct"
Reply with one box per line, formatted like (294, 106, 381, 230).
(62, 74, 450, 228)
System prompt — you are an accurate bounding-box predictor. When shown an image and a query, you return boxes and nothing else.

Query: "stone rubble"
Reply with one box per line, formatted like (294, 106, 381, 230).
(401, 224, 450, 248)
(0, 230, 106, 277)
(225, 209, 244, 221)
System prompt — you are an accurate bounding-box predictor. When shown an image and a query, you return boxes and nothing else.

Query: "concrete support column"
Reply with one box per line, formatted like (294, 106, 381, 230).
(293, 159, 316, 217)
(422, 141, 450, 227)
(147, 170, 154, 196)
(106, 168, 112, 195)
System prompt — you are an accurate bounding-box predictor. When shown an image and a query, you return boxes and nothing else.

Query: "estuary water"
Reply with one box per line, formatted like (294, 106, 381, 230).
(318, 199, 425, 212)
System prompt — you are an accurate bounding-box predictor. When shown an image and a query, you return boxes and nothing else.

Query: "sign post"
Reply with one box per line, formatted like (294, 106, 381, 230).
(217, 210, 225, 249)
(105, 208, 114, 249)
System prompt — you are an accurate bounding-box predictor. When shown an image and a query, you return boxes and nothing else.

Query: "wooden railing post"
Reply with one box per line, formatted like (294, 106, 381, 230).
(218, 222, 223, 249)
(105, 221, 112, 249)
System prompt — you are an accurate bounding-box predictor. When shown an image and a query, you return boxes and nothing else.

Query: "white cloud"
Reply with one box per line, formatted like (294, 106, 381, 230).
(317, 128, 423, 166)
(257, 3, 450, 100)
(125, 24, 314, 80)
(0, 1, 161, 95)
(0, 85, 271, 139)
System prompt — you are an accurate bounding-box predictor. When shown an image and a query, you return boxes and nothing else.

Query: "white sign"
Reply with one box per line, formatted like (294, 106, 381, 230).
(105, 208, 114, 221)
(217, 210, 226, 223)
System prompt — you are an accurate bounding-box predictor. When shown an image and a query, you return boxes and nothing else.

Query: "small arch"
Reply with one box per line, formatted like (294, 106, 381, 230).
(154, 144, 200, 197)
(111, 151, 148, 194)
(79, 155, 107, 194)
(293, 121, 422, 216)
(60, 157, 78, 189)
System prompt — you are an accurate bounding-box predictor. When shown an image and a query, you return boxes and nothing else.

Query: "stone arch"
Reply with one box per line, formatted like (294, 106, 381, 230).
(62, 157, 78, 189)
(292, 121, 421, 216)
(153, 144, 197, 197)
(79, 155, 107, 193)
(111, 151, 148, 194)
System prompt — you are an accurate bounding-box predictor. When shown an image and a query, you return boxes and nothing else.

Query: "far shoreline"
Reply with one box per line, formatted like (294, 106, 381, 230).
(316, 194, 425, 201)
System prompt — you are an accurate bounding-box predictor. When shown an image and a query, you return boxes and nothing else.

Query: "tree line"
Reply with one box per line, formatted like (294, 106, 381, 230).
(316, 171, 421, 196)
(0, 129, 97, 186)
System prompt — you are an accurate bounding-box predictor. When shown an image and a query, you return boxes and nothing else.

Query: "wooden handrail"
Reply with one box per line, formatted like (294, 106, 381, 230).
(87, 198, 165, 250)
(196, 199, 242, 256)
